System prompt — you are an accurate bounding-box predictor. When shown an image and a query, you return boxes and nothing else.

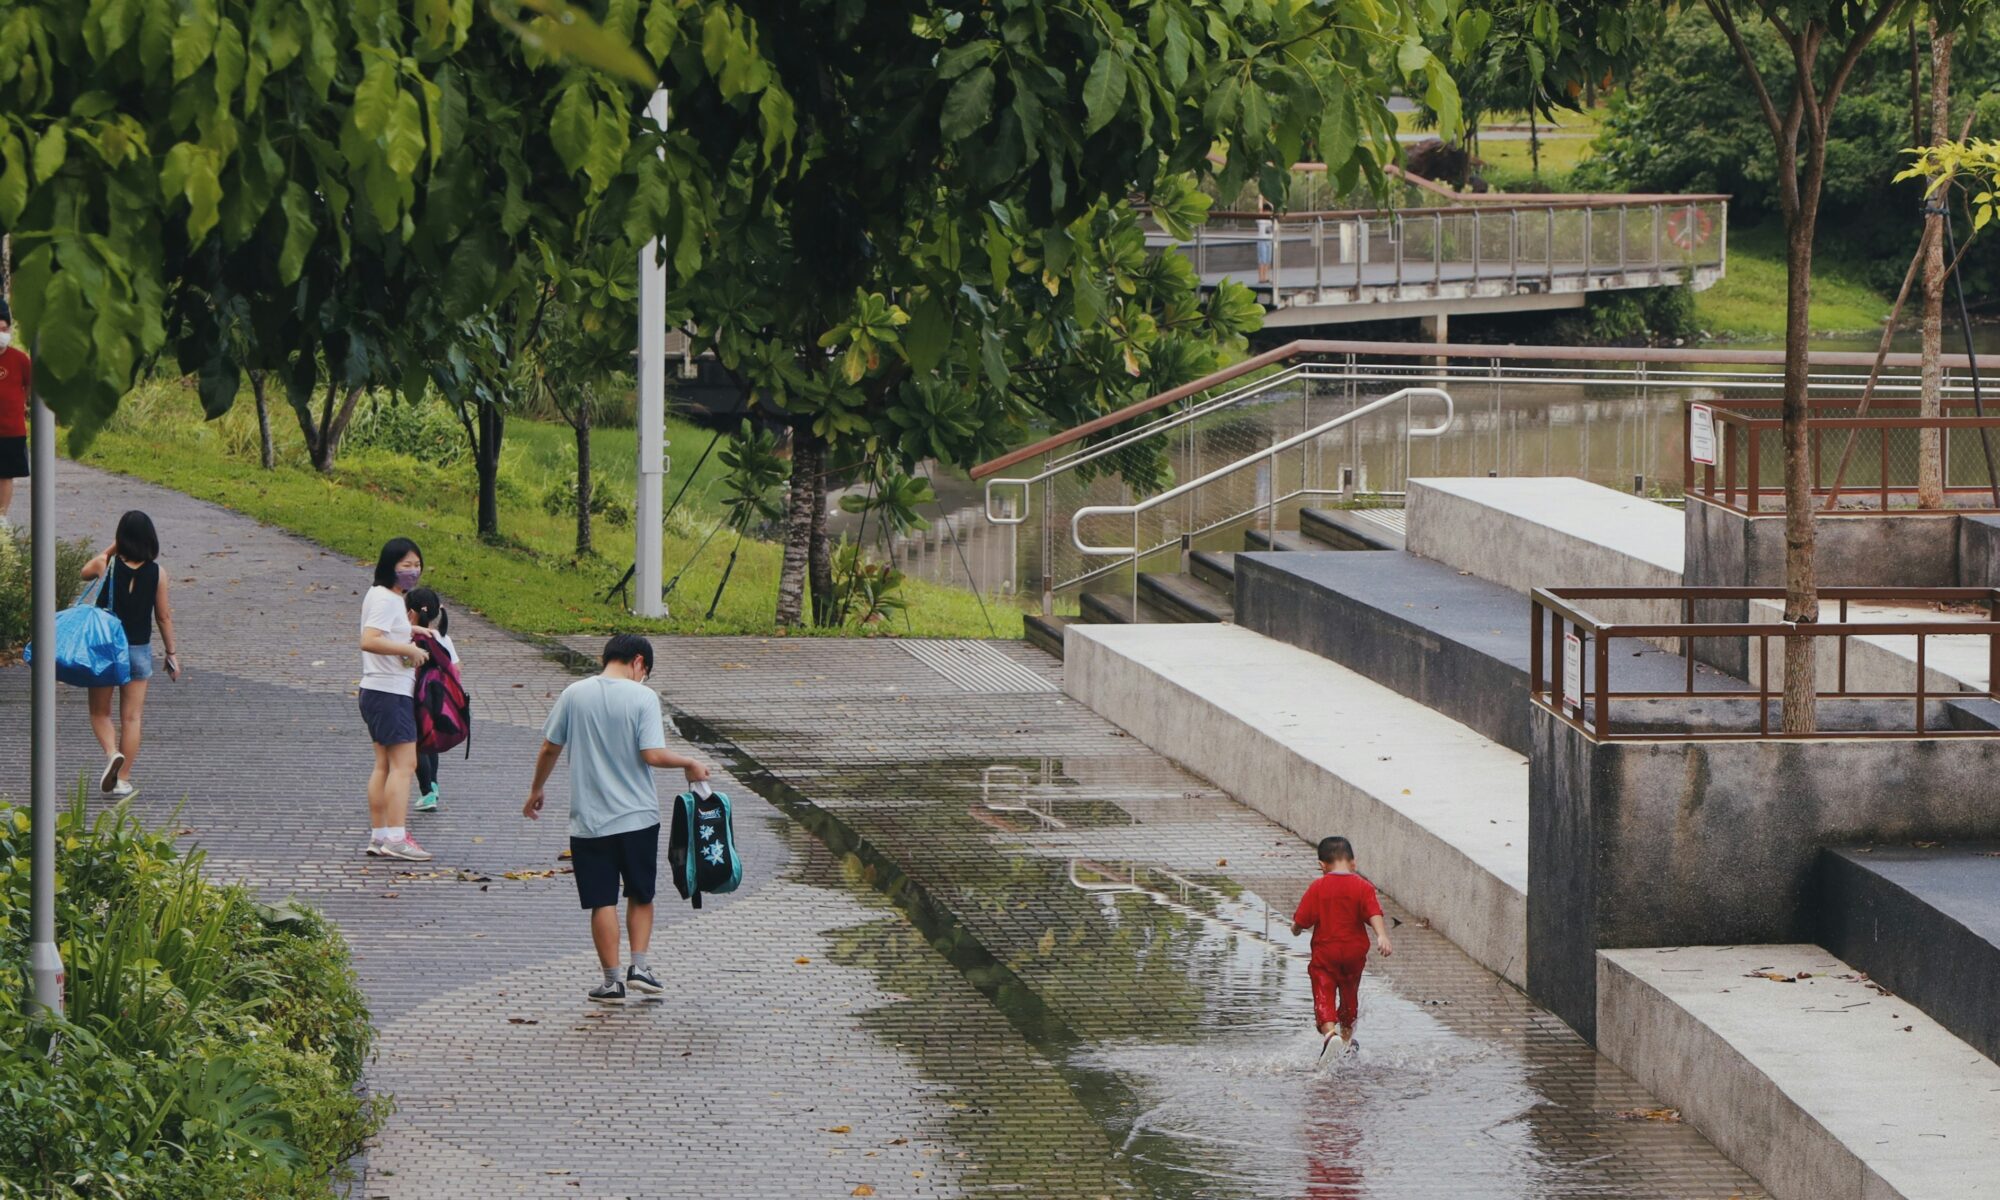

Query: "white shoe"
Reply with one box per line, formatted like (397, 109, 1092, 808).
(107, 780, 135, 799)
(101, 754, 126, 793)
(376, 835, 434, 862)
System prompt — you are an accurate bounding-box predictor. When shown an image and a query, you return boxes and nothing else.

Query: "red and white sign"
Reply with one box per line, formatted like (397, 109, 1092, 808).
(1688, 403, 1717, 466)
(1562, 631, 1583, 713)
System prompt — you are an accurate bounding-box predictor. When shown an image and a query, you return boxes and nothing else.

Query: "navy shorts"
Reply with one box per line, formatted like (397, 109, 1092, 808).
(0, 436, 26, 479)
(358, 688, 417, 746)
(571, 824, 660, 910)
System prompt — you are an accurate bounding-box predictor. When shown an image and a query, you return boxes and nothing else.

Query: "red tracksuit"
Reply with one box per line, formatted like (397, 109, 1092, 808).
(1293, 870, 1382, 1028)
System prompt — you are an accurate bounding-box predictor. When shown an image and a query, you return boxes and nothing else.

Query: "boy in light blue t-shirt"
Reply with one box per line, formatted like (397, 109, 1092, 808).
(525, 634, 710, 1003)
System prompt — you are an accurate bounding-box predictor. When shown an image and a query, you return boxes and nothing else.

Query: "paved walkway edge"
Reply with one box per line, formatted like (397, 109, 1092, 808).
(1063, 621, 1529, 988)
(1598, 945, 2000, 1200)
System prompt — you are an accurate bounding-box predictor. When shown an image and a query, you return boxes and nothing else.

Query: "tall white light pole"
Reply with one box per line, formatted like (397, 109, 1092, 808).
(29, 344, 63, 1015)
(633, 87, 669, 617)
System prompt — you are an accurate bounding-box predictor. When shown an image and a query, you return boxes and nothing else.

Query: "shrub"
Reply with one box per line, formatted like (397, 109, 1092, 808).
(0, 528, 100, 659)
(0, 790, 385, 1197)
(343, 397, 468, 467)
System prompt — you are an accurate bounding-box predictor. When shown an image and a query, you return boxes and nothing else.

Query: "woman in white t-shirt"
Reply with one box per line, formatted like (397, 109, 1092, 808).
(358, 537, 434, 861)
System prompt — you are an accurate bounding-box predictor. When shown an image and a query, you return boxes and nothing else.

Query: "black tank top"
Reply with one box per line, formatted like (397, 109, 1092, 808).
(100, 559, 160, 645)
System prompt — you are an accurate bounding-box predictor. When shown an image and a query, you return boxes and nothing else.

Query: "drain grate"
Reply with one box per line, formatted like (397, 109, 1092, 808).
(901, 639, 1059, 694)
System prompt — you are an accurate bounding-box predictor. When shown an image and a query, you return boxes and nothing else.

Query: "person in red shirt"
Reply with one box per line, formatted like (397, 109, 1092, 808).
(1291, 835, 1393, 1056)
(0, 298, 30, 524)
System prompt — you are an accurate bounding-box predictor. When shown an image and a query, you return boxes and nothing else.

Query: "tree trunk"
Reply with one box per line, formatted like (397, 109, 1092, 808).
(1528, 110, 1541, 179)
(574, 402, 593, 557)
(807, 439, 834, 626)
(475, 400, 504, 540)
(775, 428, 817, 627)
(1917, 21, 1952, 509)
(250, 370, 276, 470)
(307, 383, 365, 474)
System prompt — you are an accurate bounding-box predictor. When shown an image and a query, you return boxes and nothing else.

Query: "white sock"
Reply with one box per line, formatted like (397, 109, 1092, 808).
(371, 827, 390, 842)
(385, 826, 406, 842)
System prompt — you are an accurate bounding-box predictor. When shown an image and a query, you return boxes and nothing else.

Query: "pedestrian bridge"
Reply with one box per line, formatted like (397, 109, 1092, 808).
(1152, 190, 1728, 328)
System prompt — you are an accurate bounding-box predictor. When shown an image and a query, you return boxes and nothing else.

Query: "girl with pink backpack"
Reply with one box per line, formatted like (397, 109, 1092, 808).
(404, 587, 470, 813)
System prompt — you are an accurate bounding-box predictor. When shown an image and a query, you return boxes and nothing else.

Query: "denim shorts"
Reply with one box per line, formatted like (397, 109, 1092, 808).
(127, 644, 154, 682)
(358, 688, 418, 746)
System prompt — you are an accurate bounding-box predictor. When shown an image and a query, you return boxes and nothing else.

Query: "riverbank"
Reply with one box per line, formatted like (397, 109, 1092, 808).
(69, 380, 1019, 641)
(1693, 225, 1893, 341)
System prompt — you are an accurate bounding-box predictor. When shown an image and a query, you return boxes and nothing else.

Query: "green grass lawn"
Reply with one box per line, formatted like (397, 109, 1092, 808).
(72, 380, 1021, 641)
(1691, 225, 1892, 341)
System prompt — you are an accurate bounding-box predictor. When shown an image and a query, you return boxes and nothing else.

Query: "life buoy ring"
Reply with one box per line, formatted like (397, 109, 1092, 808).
(1666, 207, 1714, 250)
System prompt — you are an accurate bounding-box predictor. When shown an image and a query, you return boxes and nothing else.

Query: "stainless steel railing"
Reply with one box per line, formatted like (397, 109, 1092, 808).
(1070, 388, 1454, 611)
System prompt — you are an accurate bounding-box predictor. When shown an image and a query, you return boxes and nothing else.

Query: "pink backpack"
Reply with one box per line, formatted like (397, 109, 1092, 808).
(412, 632, 471, 756)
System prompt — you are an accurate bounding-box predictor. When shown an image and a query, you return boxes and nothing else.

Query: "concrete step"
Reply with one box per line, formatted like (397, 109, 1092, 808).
(1241, 527, 1318, 553)
(1817, 842, 2000, 1067)
(1079, 591, 1141, 625)
(1024, 613, 1070, 659)
(1233, 551, 1741, 757)
(1064, 622, 1529, 987)
(1599, 944, 2000, 1200)
(1300, 506, 1408, 552)
(1136, 571, 1232, 623)
(1187, 550, 1237, 600)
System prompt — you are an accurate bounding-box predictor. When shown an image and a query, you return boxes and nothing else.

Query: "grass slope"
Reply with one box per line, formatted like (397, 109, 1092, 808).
(1691, 225, 1893, 341)
(73, 381, 1019, 641)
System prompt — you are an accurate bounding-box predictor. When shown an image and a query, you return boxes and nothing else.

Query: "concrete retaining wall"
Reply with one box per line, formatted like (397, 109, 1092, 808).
(1529, 705, 2000, 1038)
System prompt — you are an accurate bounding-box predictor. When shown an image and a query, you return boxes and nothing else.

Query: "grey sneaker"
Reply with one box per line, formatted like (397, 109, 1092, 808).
(376, 835, 433, 862)
(626, 965, 663, 994)
(589, 979, 626, 1004)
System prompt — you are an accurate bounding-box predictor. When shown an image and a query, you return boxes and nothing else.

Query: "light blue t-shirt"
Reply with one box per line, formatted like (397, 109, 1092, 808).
(542, 675, 669, 838)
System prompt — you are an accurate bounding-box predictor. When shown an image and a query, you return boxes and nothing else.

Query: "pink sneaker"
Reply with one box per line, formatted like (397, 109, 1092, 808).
(376, 835, 433, 862)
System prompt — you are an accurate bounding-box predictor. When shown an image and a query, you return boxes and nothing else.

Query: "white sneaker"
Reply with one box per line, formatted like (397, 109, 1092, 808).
(100, 754, 126, 793)
(107, 780, 135, 799)
(376, 835, 434, 862)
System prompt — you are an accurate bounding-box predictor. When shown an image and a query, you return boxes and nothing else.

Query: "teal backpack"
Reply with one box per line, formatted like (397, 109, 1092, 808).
(668, 783, 742, 909)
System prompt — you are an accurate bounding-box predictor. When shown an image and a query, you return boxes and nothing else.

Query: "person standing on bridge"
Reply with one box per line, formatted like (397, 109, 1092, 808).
(1292, 835, 1392, 1057)
(1255, 196, 1275, 285)
(524, 634, 713, 1004)
(359, 537, 433, 862)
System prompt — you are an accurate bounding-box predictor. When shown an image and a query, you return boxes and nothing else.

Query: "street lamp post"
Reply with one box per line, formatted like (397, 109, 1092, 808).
(633, 87, 669, 618)
(28, 350, 63, 1015)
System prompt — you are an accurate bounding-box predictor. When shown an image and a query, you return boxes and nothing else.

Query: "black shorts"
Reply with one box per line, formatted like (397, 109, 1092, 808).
(0, 437, 26, 479)
(358, 688, 417, 746)
(571, 824, 660, 910)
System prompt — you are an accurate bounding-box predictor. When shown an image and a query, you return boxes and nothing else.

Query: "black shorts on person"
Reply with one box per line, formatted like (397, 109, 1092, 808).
(0, 437, 26, 479)
(358, 688, 418, 746)
(570, 823, 660, 910)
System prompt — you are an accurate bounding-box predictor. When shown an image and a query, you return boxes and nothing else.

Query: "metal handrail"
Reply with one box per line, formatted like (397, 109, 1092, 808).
(1685, 398, 2000, 515)
(1529, 585, 2000, 741)
(982, 363, 1354, 525)
(1070, 387, 1452, 609)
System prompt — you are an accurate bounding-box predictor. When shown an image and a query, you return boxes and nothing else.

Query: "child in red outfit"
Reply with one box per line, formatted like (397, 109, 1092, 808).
(1291, 836, 1393, 1054)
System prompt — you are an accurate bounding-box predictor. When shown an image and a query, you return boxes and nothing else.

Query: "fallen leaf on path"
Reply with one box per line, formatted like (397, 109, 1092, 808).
(508, 1018, 539, 1025)
(1616, 1108, 1681, 1123)
(557, 850, 573, 861)
(1745, 971, 1797, 983)
(796, 957, 812, 965)
(851, 1188, 874, 1197)
(380, 892, 399, 899)
(827, 1125, 851, 1134)
(1216, 858, 1228, 867)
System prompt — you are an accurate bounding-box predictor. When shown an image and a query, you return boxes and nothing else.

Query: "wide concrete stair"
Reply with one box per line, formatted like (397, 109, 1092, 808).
(1817, 842, 2000, 1067)
(1065, 621, 1530, 988)
(1601, 945, 2000, 1200)
(1051, 475, 2000, 1197)
(1023, 506, 1406, 658)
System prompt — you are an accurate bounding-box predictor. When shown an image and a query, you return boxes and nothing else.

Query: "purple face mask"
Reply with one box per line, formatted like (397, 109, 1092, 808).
(395, 567, 422, 590)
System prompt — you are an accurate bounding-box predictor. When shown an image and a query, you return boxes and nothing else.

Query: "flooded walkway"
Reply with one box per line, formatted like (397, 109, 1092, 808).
(625, 635, 1767, 1199)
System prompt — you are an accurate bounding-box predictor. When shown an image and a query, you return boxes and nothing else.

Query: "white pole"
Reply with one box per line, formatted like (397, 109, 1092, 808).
(634, 88, 669, 617)
(29, 342, 63, 1015)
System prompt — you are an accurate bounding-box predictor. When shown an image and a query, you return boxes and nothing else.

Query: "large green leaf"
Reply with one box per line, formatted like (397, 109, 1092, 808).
(1083, 49, 1128, 135)
(940, 65, 995, 143)
(37, 271, 93, 381)
(277, 182, 315, 284)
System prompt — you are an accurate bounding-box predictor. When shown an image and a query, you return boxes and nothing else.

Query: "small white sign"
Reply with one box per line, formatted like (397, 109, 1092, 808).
(1562, 631, 1583, 713)
(1688, 403, 1717, 466)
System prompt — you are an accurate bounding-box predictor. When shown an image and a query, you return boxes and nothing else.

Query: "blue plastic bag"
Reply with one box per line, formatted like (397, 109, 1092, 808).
(24, 571, 131, 688)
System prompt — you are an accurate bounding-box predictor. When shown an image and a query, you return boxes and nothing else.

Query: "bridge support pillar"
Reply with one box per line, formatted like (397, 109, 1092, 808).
(1419, 312, 1448, 373)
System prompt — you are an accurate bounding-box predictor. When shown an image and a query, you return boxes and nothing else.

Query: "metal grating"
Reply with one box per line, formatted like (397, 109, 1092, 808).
(901, 639, 1060, 694)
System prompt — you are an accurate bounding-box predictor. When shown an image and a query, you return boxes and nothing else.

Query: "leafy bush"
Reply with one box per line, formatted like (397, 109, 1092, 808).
(0, 528, 100, 659)
(343, 397, 468, 467)
(0, 790, 386, 1197)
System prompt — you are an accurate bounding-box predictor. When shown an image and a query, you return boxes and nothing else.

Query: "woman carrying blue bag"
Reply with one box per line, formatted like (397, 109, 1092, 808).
(81, 511, 179, 798)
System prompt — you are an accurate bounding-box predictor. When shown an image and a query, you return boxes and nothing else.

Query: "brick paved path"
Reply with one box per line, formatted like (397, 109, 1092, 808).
(1, 464, 1764, 1198)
